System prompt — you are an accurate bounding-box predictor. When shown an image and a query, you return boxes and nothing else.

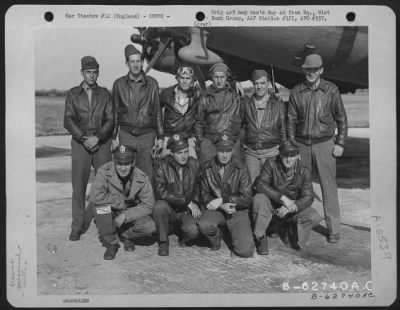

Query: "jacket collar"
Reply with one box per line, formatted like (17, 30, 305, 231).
(79, 82, 98, 94)
(299, 78, 328, 93)
(206, 83, 233, 96)
(124, 71, 147, 86)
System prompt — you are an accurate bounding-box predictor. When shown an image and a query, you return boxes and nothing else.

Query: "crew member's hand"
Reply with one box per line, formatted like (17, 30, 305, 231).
(220, 202, 236, 215)
(235, 81, 245, 97)
(333, 144, 344, 157)
(276, 206, 289, 219)
(84, 136, 99, 150)
(286, 202, 298, 213)
(111, 139, 119, 151)
(280, 195, 295, 208)
(114, 213, 126, 227)
(206, 198, 223, 211)
(188, 202, 202, 219)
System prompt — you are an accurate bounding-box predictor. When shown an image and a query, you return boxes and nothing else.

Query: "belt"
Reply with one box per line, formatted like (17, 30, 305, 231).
(245, 141, 278, 150)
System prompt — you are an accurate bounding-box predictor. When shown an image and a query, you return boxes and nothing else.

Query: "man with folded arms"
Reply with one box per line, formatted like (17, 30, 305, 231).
(152, 134, 201, 256)
(88, 145, 156, 260)
(241, 69, 287, 185)
(252, 141, 322, 255)
(64, 56, 114, 241)
(197, 132, 255, 257)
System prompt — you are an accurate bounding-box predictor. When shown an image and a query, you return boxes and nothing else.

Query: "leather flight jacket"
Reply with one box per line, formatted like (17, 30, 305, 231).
(159, 85, 201, 138)
(242, 94, 287, 149)
(153, 155, 201, 212)
(200, 158, 252, 211)
(195, 84, 242, 143)
(112, 73, 164, 139)
(64, 83, 114, 144)
(254, 160, 314, 212)
(287, 79, 348, 146)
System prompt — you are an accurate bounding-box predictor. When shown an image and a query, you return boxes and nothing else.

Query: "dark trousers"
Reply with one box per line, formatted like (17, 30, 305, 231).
(197, 210, 255, 258)
(152, 200, 200, 243)
(119, 130, 156, 180)
(298, 139, 340, 235)
(71, 138, 111, 234)
(94, 207, 156, 247)
(199, 137, 241, 165)
(252, 193, 323, 246)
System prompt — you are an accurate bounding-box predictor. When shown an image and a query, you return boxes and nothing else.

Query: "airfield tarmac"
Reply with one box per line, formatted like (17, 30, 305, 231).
(36, 128, 371, 296)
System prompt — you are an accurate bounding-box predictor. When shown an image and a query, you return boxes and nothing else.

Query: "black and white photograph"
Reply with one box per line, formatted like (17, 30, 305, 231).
(5, 5, 396, 307)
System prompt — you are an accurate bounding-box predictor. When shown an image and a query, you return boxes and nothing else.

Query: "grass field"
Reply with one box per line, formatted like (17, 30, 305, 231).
(35, 92, 369, 136)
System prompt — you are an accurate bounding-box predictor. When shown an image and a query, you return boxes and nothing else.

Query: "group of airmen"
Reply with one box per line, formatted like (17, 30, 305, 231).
(64, 43, 347, 260)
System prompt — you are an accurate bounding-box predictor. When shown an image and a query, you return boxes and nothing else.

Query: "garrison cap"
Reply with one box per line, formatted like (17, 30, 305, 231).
(215, 132, 235, 152)
(302, 54, 323, 68)
(251, 69, 270, 82)
(81, 56, 99, 70)
(279, 141, 300, 157)
(209, 62, 231, 77)
(167, 133, 189, 153)
(124, 44, 141, 60)
(113, 145, 137, 164)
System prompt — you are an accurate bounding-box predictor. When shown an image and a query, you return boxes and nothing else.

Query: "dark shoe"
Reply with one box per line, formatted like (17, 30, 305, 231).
(158, 242, 169, 256)
(124, 239, 135, 252)
(256, 235, 269, 255)
(69, 232, 81, 241)
(287, 223, 300, 250)
(328, 233, 340, 243)
(209, 233, 222, 251)
(103, 244, 120, 260)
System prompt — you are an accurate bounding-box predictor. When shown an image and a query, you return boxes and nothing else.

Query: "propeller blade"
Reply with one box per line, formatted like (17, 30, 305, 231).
(144, 37, 173, 73)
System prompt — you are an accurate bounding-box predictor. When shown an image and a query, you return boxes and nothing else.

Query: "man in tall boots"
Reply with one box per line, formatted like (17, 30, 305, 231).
(88, 145, 156, 260)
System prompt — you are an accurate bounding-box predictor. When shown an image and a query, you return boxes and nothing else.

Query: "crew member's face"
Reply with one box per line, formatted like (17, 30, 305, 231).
(212, 72, 228, 89)
(115, 161, 135, 178)
(303, 67, 324, 84)
(126, 54, 143, 75)
(217, 150, 233, 165)
(281, 154, 299, 169)
(177, 75, 194, 91)
(81, 69, 99, 86)
(172, 147, 189, 165)
(253, 76, 269, 97)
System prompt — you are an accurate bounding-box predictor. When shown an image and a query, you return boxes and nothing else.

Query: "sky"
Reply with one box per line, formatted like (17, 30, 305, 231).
(35, 28, 176, 90)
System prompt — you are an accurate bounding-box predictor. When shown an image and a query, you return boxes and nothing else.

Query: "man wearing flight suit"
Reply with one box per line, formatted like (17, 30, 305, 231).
(152, 134, 202, 256)
(195, 63, 243, 164)
(88, 145, 156, 260)
(159, 66, 201, 159)
(242, 69, 287, 184)
(64, 56, 114, 241)
(197, 133, 255, 257)
(252, 141, 323, 254)
(112, 44, 164, 180)
(287, 54, 348, 243)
